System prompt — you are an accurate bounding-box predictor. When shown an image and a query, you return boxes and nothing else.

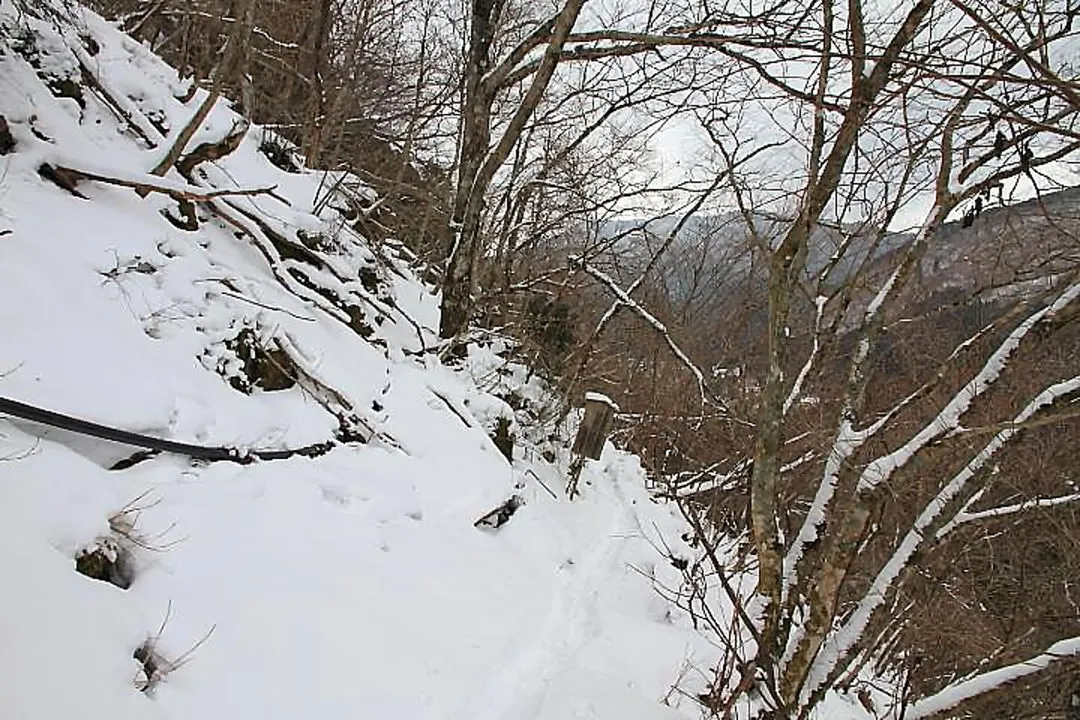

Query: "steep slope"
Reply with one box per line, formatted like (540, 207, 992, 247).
(0, 3, 710, 719)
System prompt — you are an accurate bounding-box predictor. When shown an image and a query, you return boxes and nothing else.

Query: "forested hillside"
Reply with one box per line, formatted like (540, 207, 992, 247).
(4, 0, 1080, 718)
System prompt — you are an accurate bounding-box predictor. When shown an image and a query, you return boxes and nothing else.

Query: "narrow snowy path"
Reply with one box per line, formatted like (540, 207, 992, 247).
(0, 7, 709, 719)
(458, 488, 636, 720)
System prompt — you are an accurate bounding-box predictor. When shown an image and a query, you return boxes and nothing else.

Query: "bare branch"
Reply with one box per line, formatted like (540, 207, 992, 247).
(571, 255, 720, 412)
(906, 635, 1080, 718)
(935, 491, 1080, 539)
(40, 163, 278, 203)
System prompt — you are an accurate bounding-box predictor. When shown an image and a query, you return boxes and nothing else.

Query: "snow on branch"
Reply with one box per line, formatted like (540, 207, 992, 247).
(565, 162, 765, 404)
(783, 295, 827, 416)
(156, 9, 301, 50)
(39, 162, 278, 203)
(802, 372, 1080, 698)
(781, 207, 951, 605)
(905, 635, 1080, 719)
(856, 280, 1080, 493)
(572, 255, 715, 409)
(935, 491, 1080, 539)
(575, 168, 725, 357)
(781, 417, 862, 609)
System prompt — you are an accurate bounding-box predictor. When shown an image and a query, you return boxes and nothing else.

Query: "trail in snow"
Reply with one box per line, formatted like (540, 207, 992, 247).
(462, 481, 635, 720)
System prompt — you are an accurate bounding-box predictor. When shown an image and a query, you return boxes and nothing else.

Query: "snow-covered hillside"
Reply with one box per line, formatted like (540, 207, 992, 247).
(0, 3, 712, 718)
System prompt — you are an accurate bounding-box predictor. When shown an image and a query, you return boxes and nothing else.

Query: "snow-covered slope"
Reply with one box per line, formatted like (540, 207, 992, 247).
(0, 4, 710, 718)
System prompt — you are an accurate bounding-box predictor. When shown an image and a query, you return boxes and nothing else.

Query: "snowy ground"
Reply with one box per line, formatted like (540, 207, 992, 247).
(0, 3, 714, 718)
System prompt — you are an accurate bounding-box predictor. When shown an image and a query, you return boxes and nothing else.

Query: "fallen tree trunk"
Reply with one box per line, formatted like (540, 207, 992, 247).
(38, 162, 276, 203)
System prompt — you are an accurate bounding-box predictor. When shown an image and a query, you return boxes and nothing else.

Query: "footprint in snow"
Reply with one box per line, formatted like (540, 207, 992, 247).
(319, 485, 350, 507)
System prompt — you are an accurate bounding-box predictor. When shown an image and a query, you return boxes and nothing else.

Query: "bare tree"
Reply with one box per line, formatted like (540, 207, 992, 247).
(436, 0, 734, 340)
(439, 0, 591, 340)
(569, 0, 1080, 715)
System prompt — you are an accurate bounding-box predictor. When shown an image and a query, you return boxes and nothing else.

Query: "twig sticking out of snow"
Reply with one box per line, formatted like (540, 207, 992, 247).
(134, 601, 216, 694)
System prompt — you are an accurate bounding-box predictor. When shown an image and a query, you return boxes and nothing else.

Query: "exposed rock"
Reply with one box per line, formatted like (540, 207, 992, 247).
(0, 116, 14, 155)
(74, 538, 134, 589)
(224, 328, 296, 393)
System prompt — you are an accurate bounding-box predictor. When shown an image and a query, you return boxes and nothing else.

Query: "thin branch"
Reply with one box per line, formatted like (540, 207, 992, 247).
(41, 163, 277, 203)
(571, 255, 721, 412)
(935, 491, 1080, 539)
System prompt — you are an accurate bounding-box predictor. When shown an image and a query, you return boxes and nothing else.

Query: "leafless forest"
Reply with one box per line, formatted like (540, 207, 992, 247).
(54, 0, 1080, 715)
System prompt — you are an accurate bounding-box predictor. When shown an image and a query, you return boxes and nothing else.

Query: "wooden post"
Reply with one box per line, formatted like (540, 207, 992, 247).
(572, 392, 618, 459)
(568, 392, 618, 498)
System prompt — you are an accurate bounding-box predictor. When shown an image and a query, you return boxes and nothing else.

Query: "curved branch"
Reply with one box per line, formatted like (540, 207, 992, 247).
(907, 635, 1080, 719)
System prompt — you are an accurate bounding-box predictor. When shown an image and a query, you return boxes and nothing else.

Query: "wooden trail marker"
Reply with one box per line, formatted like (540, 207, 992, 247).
(567, 392, 619, 499)
(572, 392, 618, 460)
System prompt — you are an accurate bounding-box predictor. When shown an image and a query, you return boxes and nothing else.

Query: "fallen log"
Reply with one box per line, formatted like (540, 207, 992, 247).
(38, 162, 277, 203)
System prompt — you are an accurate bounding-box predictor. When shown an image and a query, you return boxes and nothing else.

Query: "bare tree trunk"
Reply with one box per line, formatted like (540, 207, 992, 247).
(439, 0, 589, 340)
(302, 0, 333, 166)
